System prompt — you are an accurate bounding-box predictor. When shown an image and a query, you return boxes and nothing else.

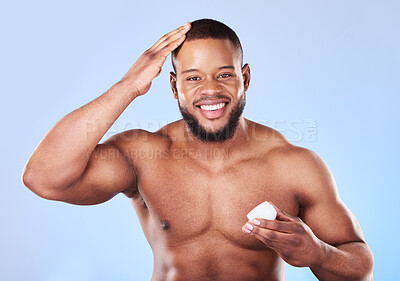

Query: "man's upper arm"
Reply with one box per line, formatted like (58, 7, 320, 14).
(55, 133, 137, 205)
(295, 149, 365, 246)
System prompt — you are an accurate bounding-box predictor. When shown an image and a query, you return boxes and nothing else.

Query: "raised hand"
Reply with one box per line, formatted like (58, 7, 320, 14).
(120, 22, 191, 97)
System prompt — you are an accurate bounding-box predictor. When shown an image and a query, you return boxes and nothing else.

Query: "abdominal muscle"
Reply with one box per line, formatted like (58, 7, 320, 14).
(149, 230, 285, 281)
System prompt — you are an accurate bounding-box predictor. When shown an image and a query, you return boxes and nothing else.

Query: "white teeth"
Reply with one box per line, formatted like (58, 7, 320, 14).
(200, 102, 226, 111)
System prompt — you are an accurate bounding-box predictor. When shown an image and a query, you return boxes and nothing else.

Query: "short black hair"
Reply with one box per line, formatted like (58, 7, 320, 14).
(171, 18, 243, 73)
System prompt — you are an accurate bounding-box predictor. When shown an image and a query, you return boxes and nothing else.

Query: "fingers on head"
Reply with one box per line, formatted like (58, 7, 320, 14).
(153, 35, 185, 61)
(152, 25, 189, 51)
(151, 33, 186, 56)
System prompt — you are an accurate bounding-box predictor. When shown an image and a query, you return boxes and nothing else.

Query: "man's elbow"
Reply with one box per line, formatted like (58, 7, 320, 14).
(363, 247, 374, 280)
(21, 167, 60, 201)
(357, 242, 375, 281)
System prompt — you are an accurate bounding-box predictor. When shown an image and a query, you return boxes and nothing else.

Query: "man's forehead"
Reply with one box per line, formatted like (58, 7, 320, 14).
(174, 38, 241, 72)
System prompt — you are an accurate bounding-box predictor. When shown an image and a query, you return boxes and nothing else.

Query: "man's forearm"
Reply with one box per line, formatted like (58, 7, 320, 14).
(310, 241, 374, 281)
(23, 79, 138, 192)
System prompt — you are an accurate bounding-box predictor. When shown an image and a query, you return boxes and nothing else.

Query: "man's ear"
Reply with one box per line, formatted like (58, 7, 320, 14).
(170, 71, 178, 99)
(242, 63, 251, 92)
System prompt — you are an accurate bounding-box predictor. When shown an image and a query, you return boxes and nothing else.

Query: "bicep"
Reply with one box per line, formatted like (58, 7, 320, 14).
(300, 198, 365, 246)
(296, 150, 365, 246)
(56, 143, 137, 205)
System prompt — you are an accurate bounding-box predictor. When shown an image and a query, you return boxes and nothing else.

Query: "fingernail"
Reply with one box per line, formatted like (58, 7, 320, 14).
(242, 227, 251, 234)
(252, 219, 260, 225)
(244, 223, 253, 231)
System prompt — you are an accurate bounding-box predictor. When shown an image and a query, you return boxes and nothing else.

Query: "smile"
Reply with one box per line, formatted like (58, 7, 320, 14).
(199, 102, 226, 111)
(196, 101, 229, 120)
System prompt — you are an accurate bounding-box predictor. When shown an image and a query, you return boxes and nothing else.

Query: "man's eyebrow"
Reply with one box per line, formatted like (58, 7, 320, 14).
(181, 68, 199, 74)
(181, 65, 235, 75)
(218, 65, 235, 70)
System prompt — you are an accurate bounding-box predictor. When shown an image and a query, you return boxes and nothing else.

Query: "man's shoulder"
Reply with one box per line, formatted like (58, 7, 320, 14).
(103, 128, 172, 152)
(247, 120, 296, 156)
(265, 141, 317, 173)
(248, 120, 321, 168)
(250, 121, 334, 196)
(273, 145, 327, 181)
(102, 119, 185, 152)
(266, 141, 337, 206)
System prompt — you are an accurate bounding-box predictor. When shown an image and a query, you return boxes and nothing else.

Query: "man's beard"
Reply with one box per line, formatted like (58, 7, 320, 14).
(178, 94, 246, 143)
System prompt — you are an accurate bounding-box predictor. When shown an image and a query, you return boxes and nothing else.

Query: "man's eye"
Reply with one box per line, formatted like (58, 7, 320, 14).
(219, 73, 231, 78)
(187, 77, 200, 81)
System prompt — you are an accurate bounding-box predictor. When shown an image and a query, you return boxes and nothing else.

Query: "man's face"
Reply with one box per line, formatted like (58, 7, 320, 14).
(170, 39, 250, 142)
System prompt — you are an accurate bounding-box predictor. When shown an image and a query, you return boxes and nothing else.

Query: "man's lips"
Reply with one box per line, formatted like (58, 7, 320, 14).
(195, 100, 230, 119)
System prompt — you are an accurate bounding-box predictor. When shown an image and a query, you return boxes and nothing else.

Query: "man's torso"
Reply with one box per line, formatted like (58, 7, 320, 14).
(118, 119, 304, 281)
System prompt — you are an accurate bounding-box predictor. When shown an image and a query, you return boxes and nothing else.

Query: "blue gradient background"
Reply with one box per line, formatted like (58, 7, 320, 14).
(1, 1, 399, 280)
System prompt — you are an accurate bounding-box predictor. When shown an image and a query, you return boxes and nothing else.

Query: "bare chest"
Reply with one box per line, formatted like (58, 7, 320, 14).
(133, 156, 299, 249)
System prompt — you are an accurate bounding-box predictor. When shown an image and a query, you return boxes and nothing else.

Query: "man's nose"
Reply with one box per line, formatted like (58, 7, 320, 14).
(199, 78, 222, 96)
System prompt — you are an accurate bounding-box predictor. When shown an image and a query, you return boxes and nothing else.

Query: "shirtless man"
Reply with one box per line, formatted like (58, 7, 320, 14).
(22, 19, 374, 280)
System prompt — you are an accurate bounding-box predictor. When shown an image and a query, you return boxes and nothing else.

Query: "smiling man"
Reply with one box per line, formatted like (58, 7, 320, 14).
(170, 30, 247, 143)
(22, 19, 374, 280)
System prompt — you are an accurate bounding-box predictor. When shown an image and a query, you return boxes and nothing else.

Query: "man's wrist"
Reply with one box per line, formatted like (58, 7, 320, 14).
(310, 238, 329, 268)
(115, 77, 142, 99)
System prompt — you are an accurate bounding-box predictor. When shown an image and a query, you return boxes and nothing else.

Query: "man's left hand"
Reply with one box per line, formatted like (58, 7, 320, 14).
(242, 202, 325, 268)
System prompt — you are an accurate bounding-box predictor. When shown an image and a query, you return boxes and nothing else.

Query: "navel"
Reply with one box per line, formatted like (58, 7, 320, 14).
(161, 220, 171, 230)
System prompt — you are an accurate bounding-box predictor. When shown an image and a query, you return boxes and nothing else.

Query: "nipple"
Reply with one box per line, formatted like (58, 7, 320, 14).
(161, 220, 171, 230)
